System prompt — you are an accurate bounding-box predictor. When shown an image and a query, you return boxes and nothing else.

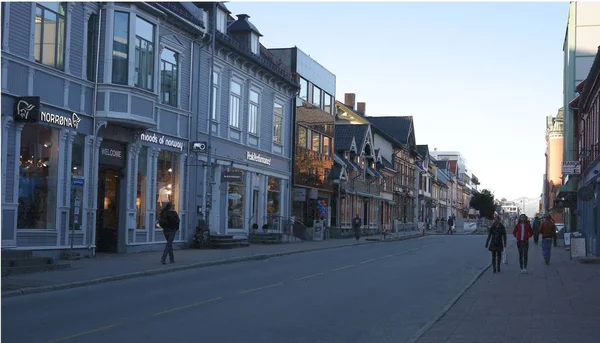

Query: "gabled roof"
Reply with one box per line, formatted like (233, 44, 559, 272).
(335, 124, 369, 153)
(416, 145, 429, 159)
(367, 116, 414, 146)
(381, 156, 394, 170)
(433, 160, 449, 170)
(228, 14, 263, 36)
(335, 101, 404, 149)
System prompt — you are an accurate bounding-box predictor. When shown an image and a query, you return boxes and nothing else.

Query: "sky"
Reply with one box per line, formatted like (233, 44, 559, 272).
(225, 1, 570, 201)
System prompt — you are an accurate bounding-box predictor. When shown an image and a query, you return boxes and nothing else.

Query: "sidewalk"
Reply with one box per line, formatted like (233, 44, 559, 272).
(415, 239, 600, 343)
(2, 230, 422, 297)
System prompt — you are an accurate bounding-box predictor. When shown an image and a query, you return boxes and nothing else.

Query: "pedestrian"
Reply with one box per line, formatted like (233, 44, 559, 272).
(485, 216, 507, 273)
(539, 214, 558, 265)
(512, 214, 533, 273)
(447, 216, 454, 234)
(532, 216, 541, 245)
(159, 202, 180, 265)
(352, 213, 361, 242)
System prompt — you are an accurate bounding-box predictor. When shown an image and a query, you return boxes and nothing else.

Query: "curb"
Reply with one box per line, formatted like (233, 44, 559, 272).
(406, 243, 514, 343)
(2, 233, 423, 299)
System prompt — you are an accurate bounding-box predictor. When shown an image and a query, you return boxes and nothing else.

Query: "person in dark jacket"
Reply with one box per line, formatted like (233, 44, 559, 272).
(352, 214, 361, 242)
(159, 202, 180, 265)
(447, 216, 454, 234)
(485, 216, 507, 273)
(532, 216, 542, 245)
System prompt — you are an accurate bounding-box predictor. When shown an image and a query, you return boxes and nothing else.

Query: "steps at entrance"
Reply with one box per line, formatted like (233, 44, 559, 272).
(249, 232, 284, 244)
(208, 235, 250, 249)
(1, 250, 72, 276)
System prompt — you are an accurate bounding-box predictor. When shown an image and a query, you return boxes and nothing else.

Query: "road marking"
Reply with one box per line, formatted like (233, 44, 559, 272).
(152, 297, 222, 316)
(409, 248, 421, 252)
(46, 324, 121, 343)
(332, 264, 354, 271)
(386, 254, 394, 258)
(360, 258, 376, 264)
(294, 272, 324, 281)
(240, 282, 284, 294)
(396, 250, 410, 255)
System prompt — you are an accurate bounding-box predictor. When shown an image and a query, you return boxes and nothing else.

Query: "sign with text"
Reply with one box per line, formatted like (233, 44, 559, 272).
(562, 161, 581, 175)
(246, 151, 271, 165)
(140, 132, 185, 151)
(13, 96, 40, 123)
(222, 171, 244, 183)
(99, 141, 126, 167)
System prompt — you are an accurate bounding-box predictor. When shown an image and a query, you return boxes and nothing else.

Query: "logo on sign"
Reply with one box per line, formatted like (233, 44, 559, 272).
(17, 100, 35, 120)
(192, 141, 207, 153)
(13, 96, 40, 123)
(40, 111, 82, 129)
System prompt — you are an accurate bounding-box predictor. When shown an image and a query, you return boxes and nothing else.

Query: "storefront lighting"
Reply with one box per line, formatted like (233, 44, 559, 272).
(166, 190, 172, 195)
(73, 166, 78, 170)
(43, 142, 52, 148)
(168, 168, 173, 173)
(167, 184, 172, 189)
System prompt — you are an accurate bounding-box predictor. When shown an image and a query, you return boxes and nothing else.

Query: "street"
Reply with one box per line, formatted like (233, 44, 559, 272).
(2, 236, 489, 343)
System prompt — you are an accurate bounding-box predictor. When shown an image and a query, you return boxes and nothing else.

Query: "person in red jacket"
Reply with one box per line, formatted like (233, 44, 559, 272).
(513, 214, 534, 273)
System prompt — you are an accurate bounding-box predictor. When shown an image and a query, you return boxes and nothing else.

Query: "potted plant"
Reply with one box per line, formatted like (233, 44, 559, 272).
(262, 224, 269, 232)
(252, 223, 258, 231)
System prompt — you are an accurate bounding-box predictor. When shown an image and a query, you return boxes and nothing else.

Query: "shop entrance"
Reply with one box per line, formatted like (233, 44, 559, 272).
(96, 167, 123, 253)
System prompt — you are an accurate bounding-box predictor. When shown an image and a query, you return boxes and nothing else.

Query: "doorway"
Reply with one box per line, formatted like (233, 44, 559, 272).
(252, 189, 259, 227)
(96, 167, 122, 253)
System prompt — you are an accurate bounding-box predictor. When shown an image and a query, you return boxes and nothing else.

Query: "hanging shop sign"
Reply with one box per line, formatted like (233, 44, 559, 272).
(13, 96, 40, 123)
(140, 132, 185, 151)
(246, 151, 271, 166)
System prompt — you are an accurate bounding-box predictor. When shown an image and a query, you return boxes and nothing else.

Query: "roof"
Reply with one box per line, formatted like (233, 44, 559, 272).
(433, 160, 448, 170)
(335, 153, 361, 171)
(580, 46, 600, 111)
(152, 2, 205, 29)
(228, 14, 263, 36)
(335, 100, 403, 148)
(381, 156, 394, 170)
(335, 124, 368, 152)
(416, 145, 429, 159)
(367, 116, 413, 145)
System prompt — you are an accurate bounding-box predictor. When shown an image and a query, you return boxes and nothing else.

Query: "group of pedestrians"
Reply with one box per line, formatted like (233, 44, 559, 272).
(485, 213, 558, 273)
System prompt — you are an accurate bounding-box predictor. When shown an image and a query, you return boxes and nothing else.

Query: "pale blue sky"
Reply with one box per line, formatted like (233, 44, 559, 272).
(226, 1, 569, 200)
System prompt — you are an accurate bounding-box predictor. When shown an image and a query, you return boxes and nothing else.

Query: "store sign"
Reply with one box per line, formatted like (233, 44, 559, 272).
(246, 151, 271, 165)
(293, 188, 306, 202)
(222, 171, 244, 183)
(99, 141, 126, 167)
(140, 132, 185, 151)
(41, 110, 82, 129)
(13, 96, 40, 123)
(562, 161, 581, 175)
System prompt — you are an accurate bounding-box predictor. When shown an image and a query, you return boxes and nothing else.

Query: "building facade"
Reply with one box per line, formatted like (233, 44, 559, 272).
(543, 107, 564, 223)
(189, 4, 298, 238)
(1, 2, 203, 255)
(267, 46, 336, 231)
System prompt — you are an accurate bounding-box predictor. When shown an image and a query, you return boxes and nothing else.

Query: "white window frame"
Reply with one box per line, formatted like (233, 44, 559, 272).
(211, 68, 221, 122)
(273, 101, 284, 144)
(216, 8, 227, 34)
(250, 33, 259, 54)
(248, 88, 260, 135)
(229, 79, 242, 129)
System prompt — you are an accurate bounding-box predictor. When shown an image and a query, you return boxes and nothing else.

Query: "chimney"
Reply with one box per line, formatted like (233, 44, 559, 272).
(344, 93, 356, 109)
(357, 102, 366, 115)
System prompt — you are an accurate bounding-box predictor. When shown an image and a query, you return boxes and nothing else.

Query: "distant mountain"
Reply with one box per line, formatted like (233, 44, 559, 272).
(509, 197, 540, 217)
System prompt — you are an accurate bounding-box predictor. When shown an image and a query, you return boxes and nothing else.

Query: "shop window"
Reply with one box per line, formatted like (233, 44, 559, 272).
(248, 90, 259, 135)
(70, 134, 85, 230)
(227, 168, 245, 230)
(267, 177, 281, 217)
(160, 48, 179, 106)
(156, 150, 179, 229)
(134, 16, 155, 91)
(137, 147, 148, 229)
(34, 2, 66, 70)
(273, 102, 283, 144)
(17, 125, 59, 230)
(112, 11, 129, 85)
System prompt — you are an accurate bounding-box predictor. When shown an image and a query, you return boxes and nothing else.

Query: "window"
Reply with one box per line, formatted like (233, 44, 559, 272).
(267, 177, 281, 217)
(17, 125, 59, 230)
(312, 132, 320, 153)
(212, 71, 219, 121)
(312, 85, 321, 107)
(299, 78, 308, 101)
(70, 134, 85, 230)
(229, 81, 242, 128)
(324, 93, 332, 114)
(135, 16, 155, 91)
(156, 151, 180, 229)
(34, 2, 66, 69)
(112, 11, 129, 85)
(86, 13, 99, 81)
(323, 136, 331, 156)
(297, 126, 307, 148)
(160, 48, 178, 106)
(273, 102, 283, 144)
(216, 8, 227, 33)
(248, 90, 259, 135)
(226, 168, 245, 230)
(136, 147, 148, 229)
(250, 33, 259, 54)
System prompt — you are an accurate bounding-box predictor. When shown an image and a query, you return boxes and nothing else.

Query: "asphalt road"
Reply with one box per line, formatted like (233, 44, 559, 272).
(1, 235, 490, 343)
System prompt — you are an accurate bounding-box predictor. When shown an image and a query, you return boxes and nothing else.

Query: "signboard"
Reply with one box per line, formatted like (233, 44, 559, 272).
(222, 171, 244, 183)
(570, 236, 586, 259)
(191, 141, 207, 153)
(72, 176, 85, 187)
(41, 111, 82, 129)
(99, 141, 126, 167)
(13, 96, 40, 123)
(562, 161, 581, 175)
(140, 132, 185, 151)
(246, 151, 271, 165)
(313, 221, 324, 241)
(293, 188, 306, 202)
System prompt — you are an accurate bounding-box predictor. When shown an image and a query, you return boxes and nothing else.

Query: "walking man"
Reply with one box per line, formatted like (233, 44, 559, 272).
(447, 216, 454, 234)
(159, 202, 180, 265)
(512, 214, 533, 273)
(539, 214, 558, 265)
(532, 216, 541, 245)
(352, 214, 361, 242)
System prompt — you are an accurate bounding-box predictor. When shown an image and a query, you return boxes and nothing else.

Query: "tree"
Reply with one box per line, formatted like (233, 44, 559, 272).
(470, 189, 496, 219)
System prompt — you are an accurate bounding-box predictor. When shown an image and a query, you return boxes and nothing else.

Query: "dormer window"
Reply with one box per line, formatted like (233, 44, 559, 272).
(250, 32, 259, 54)
(344, 151, 350, 160)
(216, 8, 227, 33)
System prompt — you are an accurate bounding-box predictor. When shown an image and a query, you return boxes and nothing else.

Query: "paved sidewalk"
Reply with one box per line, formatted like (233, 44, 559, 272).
(2, 230, 422, 297)
(416, 239, 600, 343)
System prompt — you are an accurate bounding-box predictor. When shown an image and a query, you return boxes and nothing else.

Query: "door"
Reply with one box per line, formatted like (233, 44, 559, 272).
(363, 200, 369, 226)
(252, 189, 259, 227)
(96, 168, 121, 253)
